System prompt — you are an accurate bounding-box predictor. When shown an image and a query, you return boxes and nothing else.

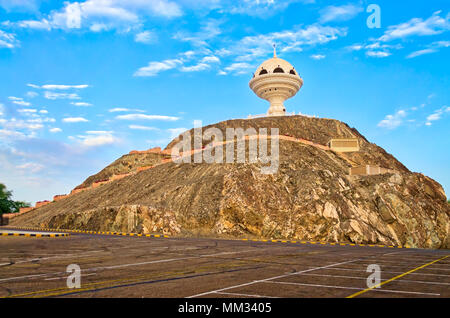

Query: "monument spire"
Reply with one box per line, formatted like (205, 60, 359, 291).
(249, 45, 303, 116)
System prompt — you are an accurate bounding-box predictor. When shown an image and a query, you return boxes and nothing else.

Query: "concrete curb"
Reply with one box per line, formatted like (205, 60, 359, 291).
(1, 232, 69, 238)
(240, 238, 408, 249)
(7, 226, 168, 238)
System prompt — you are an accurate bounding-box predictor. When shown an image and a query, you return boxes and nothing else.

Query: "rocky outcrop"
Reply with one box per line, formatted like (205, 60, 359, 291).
(47, 205, 180, 236)
(10, 116, 449, 249)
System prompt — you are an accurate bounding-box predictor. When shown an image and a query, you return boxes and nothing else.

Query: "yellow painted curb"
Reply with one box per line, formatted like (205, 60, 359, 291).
(4, 226, 167, 239)
(1, 231, 69, 238)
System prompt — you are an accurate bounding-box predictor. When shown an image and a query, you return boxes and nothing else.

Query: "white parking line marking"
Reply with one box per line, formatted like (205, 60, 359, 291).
(324, 267, 450, 277)
(0, 273, 55, 282)
(290, 273, 450, 286)
(0, 249, 259, 283)
(352, 258, 442, 265)
(215, 292, 278, 298)
(349, 262, 450, 271)
(384, 253, 449, 260)
(263, 281, 440, 296)
(7, 250, 106, 265)
(187, 258, 361, 298)
(44, 273, 97, 281)
(102, 249, 257, 270)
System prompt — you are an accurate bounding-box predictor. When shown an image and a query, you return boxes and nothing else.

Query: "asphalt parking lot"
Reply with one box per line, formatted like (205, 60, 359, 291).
(0, 228, 449, 298)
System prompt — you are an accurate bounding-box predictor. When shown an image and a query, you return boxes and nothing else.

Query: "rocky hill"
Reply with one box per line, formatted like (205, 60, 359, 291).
(9, 116, 449, 248)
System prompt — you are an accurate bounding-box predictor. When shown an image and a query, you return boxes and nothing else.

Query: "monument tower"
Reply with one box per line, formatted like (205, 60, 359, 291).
(249, 45, 303, 116)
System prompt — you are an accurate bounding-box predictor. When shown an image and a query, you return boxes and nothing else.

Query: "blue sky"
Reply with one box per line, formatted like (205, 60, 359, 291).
(0, 0, 449, 204)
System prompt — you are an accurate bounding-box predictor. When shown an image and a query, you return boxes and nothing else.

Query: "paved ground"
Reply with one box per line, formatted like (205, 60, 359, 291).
(0, 229, 449, 298)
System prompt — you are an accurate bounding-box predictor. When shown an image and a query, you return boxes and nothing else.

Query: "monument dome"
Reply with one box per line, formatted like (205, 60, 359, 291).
(249, 46, 303, 116)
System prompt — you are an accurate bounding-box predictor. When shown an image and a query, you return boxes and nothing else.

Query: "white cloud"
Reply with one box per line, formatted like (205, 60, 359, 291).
(427, 113, 441, 121)
(66, 2, 82, 28)
(378, 110, 407, 129)
(75, 130, 119, 147)
(135, 30, 156, 43)
(0, 0, 40, 12)
(233, 47, 268, 62)
(0, 129, 26, 139)
(9, 96, 32, 106)
(109, 108, 131, 112)
(49, 127, 62, 133)
(226, 0, 307, 17)
(157, 0, 304, 18)
(27, 117, 55, 123)
(71, 102, 92, 107)
(18, 123, 43, 130)
(136, 51, 222, 76)
(16, 162, 45, 173)
(222, 62, 253, 75)
(180, 63, 211, 72)
(168, 127, 187, 138)
(407, 48, 437, 59)
(18, 108, 37, 113)
(239, 24, 346, 55)
(379, 11, 450, 42)
(18, 19, 51, 30)
(44, 92, 81, 100)
(348, 42, 402, 58)
(134, 22, 345, 77)
(108, 107, 145, 112)
(29, 84, 89, 90)
(90, 23, 109, 32)
(81, 135, 118, 147)
(347, 44, 363, 51)
(43, 84, 88, 90)
(211, 24, 346, 74)
(116, 114, 179, 121)
(310, 54, 325, 60)
(86, 130, 113, 135)
(0, 117, 46, 131)
(128, 125, 159, 131)
(0, 29, 18, 49)
(319, 4, 363, 23)
(134, 58, 183, 77)
(366, 51, 391, 58)
(425, 106, 450, 125)
(16, 0, 182, 33)
(12, 100, 32, 106)
(201, 55, 220, 63)
(26, 91, 38, 98)
(173, 18, 222, 47)
(407, 40, 450, 58)
(62, 117, 89, 123)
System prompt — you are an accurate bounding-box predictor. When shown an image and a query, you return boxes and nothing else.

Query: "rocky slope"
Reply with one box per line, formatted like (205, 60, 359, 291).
(10, 116, 449, 248)
(75, 151, 171, 189)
